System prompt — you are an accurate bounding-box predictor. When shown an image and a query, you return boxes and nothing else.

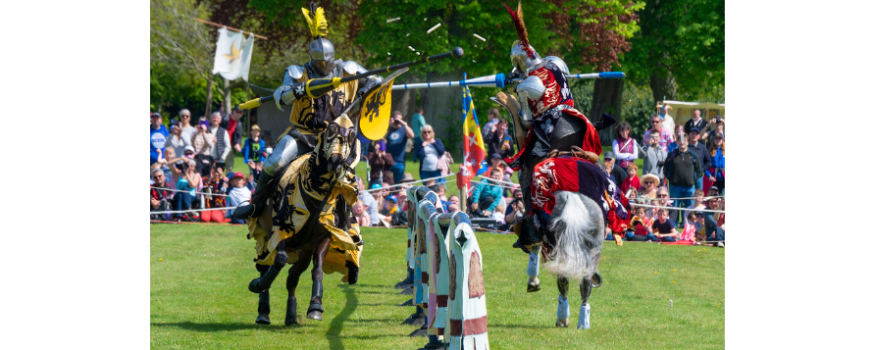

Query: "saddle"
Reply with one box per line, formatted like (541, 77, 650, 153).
(545, 146, 599, 164)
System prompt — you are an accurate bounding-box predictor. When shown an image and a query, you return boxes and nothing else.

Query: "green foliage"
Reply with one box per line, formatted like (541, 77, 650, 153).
(151, 224, 725, 349)
(622, 0, 725, 101)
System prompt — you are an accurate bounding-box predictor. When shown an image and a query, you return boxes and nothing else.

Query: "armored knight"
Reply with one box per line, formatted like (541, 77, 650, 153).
(500, 1, 603, 250)
(233, 4, 381, 220)
(233, 3, 379, 325)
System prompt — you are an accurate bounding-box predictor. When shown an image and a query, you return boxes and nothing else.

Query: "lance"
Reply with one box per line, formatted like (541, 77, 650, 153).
(390, 71, 625, 90)
(238, 47, 464, 110)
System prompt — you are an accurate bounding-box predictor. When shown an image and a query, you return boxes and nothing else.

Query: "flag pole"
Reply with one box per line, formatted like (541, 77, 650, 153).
(193, 17, 268, 40)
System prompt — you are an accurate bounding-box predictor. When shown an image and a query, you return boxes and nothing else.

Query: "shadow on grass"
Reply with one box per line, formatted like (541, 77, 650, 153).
(326, 285, 358, 350)
(150, 321, 312, 333)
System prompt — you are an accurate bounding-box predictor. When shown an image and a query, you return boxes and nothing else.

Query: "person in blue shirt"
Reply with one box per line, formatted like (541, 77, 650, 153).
(244, 124, 267, 177)
(384, 111, 414, 182)
(470, 168, 505, 218)
(410, 107, 426, 162)
(150, 112, 169, 165)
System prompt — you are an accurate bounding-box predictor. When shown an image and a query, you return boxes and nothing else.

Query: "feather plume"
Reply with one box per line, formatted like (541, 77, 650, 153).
(302, 6, 328, 38)
(503, 1, 535, 58)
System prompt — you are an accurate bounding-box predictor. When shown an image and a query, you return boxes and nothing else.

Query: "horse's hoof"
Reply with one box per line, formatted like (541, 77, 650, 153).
(285, 297, 298, 325)
(592, 272, 603, 288)
(248, 279, 264, 294)
(255, 314, 270, 325)
(400, 285, 415, 295)
(402, 312, 426, 326)
(527, 283, 541, 292)
(306, 311, 322, 321)
(394, 281, 412, 289)
(285, 316, 298, 326)
(398, 298, 414, 306)
(556, 318, 570, 328)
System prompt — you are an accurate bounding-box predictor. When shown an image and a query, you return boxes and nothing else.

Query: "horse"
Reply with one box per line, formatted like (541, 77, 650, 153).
(492, 91, 610, 329)
(245, 113, 363, 326)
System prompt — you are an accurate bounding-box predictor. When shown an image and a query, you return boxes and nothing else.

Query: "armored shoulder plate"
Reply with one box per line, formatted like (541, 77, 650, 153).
(517, 76, 546, 102)
(342, 60, 368, 75)
(283, 65, 305, 85)
(543, 56, 570, 76)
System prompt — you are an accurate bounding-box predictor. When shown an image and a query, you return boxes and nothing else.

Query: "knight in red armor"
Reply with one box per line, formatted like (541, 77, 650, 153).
(501, 2, 602, 171)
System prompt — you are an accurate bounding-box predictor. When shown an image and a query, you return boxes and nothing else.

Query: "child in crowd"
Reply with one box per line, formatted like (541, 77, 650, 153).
(621, 163, 640, 194)
(625, 206, 658, 242)
(690, 189, 706, 210)
(626, 188, 639, 203)
(227, 172, 251, 224)
(381, 196, 398, 216)
(649, 208, 678, 242)
(679, 211, 702, 244)
(352, 201, 370, 227)
(244, 124, 266, 177)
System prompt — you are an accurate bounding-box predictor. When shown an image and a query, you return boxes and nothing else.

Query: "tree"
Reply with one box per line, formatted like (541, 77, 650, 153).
(545, 0, 645, 144)
(623, 0, 725, 103)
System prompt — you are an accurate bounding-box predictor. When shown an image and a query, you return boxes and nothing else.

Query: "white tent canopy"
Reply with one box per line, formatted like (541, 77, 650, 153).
(657, 100, 726, 132)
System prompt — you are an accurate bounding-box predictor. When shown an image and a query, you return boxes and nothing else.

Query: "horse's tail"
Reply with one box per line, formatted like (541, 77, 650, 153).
(543, 191, 605, 281)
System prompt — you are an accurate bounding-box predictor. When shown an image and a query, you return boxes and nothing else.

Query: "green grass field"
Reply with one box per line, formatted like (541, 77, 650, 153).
(151, 224, 724, 349)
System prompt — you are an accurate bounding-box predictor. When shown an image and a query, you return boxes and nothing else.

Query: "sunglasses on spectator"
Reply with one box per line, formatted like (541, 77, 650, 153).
(650, 120, 661, 124)
(422, 131, 432, 134)
(657, 194, 668, 197)
(644, 181, 654, 184)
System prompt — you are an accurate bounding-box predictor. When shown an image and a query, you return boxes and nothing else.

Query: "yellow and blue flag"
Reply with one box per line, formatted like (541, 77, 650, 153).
(459, 81, 488, 189)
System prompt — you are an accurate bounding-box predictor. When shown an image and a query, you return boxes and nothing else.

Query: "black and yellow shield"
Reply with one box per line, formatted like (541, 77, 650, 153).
(360, 77, 396, 140)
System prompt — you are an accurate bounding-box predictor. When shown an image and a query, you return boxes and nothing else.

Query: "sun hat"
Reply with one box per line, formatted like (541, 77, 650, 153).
(398, 173, 416, 183)
(640, 173, 659, 185)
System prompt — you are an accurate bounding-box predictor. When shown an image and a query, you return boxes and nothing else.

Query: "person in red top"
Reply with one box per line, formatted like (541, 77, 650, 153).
(621, 163, 640, 195)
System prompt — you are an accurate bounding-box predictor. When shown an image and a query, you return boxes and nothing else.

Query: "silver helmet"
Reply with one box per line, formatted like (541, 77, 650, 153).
(510, 41, 542, 75)
(308, 36, 335, 77)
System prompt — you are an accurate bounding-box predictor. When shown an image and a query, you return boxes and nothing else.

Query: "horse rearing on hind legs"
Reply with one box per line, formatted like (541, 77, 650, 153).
(246, 113, 363, 326)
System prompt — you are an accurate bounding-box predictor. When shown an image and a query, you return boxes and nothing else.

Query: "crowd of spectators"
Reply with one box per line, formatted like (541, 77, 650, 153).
(150, 107, 262, 223)
(609, 105, 727, 247)
(152, 104, 725, 246)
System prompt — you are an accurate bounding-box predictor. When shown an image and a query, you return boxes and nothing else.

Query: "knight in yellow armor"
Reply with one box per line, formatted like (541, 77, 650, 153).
(233, 4, 381, 221)
(234, 3, 378, 326)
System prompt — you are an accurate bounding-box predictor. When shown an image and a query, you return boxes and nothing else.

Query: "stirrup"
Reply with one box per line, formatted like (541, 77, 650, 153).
(232, 200, 255, 219)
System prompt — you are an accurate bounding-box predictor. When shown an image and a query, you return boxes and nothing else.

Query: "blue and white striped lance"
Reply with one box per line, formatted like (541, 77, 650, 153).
(391, 71, 624, 90)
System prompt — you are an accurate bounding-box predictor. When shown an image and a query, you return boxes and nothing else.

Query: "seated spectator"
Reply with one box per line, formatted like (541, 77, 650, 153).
(503, 188, 525, 230)
(447, 203, 460, 213)
(649, 208, 678, 242)
(708, 185, 720, 195)
(620, 163, 640, 195)
(244, 124, 266, 177)
(398, 191, 409, 212)
(703, 198, 725, 247)
(371, 183, 385, 209)
(381, 196, 399, 216)
(201, 165, 229, 223)
(429, 184, 448, 202)
(625, 208, 658, 242)
(352, 201, 371, 227)
(358, 178, 380, 227)
(679, 211, 701, 244)
(626, 187, 639, 203)
(638, 174, 660, 200)
(492, 204, 507, 226)
(246, 174, 257, 192)
(150, 168, 172, 220)
(174, 159, 202, 221)
(368, 141, 396, 186)
(227, 172, 251, 224)
(447, 195, 460, 213)
(470, 168, 504, 218)
(691, 189, 707, 210)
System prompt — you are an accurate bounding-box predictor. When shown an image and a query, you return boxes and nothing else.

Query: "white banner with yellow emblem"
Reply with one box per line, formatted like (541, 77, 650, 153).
(212, 27, 255, 81)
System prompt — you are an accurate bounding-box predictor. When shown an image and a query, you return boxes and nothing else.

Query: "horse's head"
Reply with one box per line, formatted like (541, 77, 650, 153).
(314, 113, 360, 179)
